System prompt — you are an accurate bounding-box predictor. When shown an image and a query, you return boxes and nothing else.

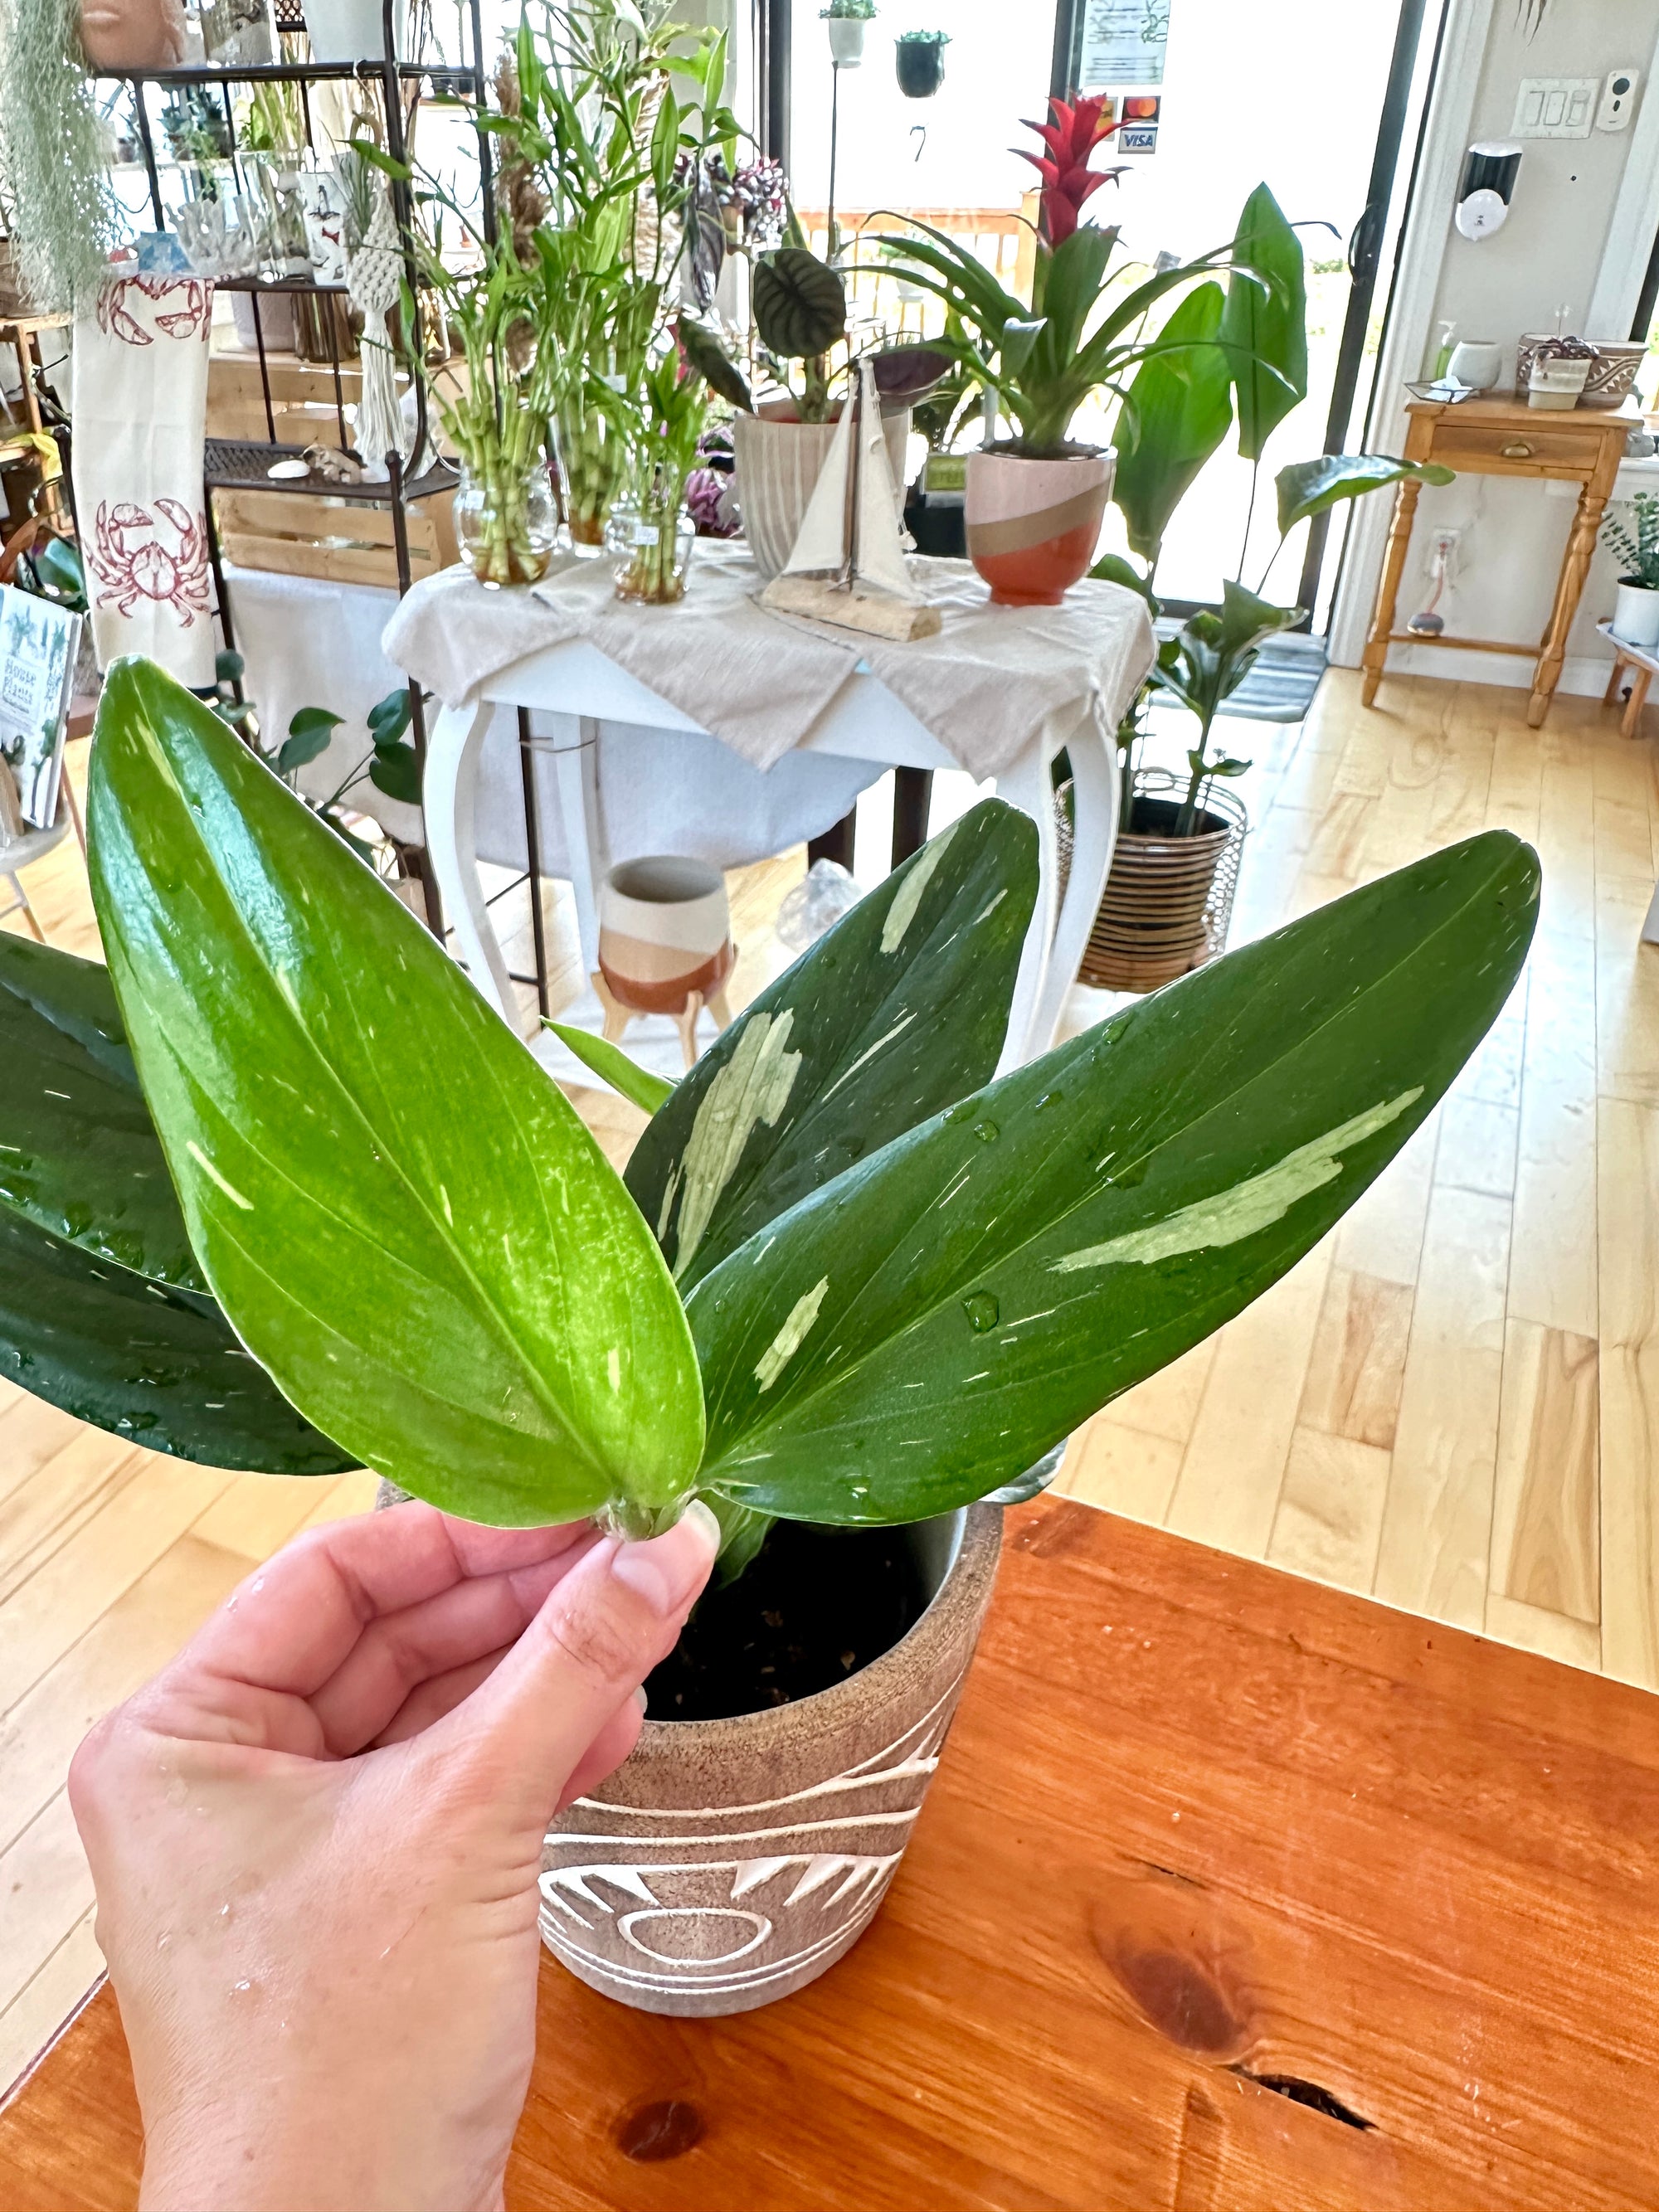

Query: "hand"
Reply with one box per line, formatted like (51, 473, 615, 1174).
(69, 1496, 719, 2212)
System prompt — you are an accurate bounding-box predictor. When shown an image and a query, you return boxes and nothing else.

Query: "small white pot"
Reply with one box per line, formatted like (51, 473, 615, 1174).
(1613, 580, 1659, 650)
(1446, 339, 1501, 391)
(307, 0, 404, 61)
(826, 16, 866, 65)
(1528, 357, 1592, 411)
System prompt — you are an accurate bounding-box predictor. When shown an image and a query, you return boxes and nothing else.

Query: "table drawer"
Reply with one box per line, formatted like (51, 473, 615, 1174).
(1432, 420, 1598, 472)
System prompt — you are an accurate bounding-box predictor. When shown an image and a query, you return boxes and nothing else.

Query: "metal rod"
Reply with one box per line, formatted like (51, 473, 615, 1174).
(131, 88, 167, 228)
(517, 708, 550, 1020)
(202, 484, 239, 668)
(251, 292, 277, 441)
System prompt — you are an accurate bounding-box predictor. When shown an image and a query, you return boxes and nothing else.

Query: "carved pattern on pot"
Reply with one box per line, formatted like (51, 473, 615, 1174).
(539, 1675, 963, 2005)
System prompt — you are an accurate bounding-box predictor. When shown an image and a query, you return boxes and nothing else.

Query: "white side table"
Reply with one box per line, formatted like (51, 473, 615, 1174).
(424, 638, 1121, 1075)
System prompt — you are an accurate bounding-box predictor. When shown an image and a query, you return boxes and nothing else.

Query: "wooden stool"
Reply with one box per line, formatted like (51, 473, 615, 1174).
(1596, 620, 1659, 737)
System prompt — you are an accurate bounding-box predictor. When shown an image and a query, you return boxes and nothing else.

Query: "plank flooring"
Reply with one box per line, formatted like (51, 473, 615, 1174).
(3, 664, 1657, 2096)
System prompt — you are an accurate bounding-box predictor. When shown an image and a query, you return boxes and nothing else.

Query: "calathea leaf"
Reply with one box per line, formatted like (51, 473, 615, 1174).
(88, 656, 703, 1528)
(752, 246, 846, 361)
(0, 1207, 354, 1472)
(0, 932, 204, 1288)
(625, 798, 1038, 1292)
(687, 833, 1538, 1522)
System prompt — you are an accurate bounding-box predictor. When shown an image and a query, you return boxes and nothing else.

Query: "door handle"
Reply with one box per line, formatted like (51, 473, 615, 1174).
(1347, 202, 1384, 286)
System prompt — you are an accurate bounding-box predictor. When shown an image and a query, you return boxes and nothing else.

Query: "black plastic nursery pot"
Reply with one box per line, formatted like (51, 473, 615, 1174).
(896, 36, 946, 96)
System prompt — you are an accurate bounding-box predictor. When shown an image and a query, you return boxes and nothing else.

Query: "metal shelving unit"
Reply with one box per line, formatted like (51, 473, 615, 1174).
(100, 1, 499, 933)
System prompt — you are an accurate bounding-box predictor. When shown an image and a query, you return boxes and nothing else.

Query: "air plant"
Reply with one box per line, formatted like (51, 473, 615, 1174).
(0, 0, 121, 308)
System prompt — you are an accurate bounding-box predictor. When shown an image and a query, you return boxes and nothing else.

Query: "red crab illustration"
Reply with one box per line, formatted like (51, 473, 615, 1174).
(90, 498, 211, 625)
(95, 276, 212, 347)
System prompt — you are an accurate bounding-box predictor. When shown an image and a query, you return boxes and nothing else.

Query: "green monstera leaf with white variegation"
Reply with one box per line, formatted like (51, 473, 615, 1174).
(684, 832, 1537, 1522)
(626, 800, 1037, 1291)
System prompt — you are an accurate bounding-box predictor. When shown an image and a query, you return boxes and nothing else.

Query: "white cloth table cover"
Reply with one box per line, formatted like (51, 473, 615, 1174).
(72, 275, 216, 687)
(382, 541, 1154, 781)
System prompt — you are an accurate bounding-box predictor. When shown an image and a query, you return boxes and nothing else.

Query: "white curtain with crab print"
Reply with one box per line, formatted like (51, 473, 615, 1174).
(71, 275, 216, 687)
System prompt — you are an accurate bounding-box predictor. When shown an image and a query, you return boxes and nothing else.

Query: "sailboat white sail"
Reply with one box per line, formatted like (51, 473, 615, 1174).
(761, 362, 942, 640)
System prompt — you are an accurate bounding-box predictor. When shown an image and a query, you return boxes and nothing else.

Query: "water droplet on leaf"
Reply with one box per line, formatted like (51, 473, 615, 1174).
(961, 1291, 1000, 1332)
(972, 1120, 999, 1144)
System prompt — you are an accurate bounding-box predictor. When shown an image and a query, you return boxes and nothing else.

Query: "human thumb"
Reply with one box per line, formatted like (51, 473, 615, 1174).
(431, 1500, 720, 1826)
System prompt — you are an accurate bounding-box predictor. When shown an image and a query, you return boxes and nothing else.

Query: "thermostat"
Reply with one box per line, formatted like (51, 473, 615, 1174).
(1598, 69, 1641, 132)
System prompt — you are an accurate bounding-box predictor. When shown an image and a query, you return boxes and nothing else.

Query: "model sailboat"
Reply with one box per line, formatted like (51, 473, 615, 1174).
(761, 362, 943, 642)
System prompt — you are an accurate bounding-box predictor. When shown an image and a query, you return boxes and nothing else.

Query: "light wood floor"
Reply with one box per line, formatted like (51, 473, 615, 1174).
(2, 664, 1657, 2093)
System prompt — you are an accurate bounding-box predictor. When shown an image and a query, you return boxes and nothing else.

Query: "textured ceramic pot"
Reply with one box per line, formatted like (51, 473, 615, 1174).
(1613, 580, 1659, 649)
(732, 406, 911, 581)
(541, 1504, 1001, 2015)
(597, 855, 734, 1017)
(966, 450, 1113, 607)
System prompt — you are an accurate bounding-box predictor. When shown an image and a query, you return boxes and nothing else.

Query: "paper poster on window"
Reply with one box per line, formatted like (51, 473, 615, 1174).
(1078, 1, 1170, 90)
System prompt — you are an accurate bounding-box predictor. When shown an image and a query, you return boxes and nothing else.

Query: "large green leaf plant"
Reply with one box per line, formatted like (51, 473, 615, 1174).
(2, 658, 1537, 1569)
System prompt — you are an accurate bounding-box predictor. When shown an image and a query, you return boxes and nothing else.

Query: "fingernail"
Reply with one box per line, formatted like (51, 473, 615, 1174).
(633, 1685, 649, 1716)
(609, 1500, 720, 1616)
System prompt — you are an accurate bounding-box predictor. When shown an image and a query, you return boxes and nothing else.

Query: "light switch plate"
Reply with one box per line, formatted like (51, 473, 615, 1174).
(1512, 77, 1598, 138)
(1597, 67, 1641, 132)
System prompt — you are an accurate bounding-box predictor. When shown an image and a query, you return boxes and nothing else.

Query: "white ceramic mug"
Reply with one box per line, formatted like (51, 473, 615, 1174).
(1447, 339, 1501, 391)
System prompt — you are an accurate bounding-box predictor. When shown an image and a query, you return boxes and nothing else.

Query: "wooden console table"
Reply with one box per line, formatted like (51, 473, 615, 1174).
(5, 1496, 1659, 2210)
(1362, 394, 1639, 727)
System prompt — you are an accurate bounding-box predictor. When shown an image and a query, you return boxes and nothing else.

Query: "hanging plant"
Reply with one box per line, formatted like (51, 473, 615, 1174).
(896, 29, 948, 99)
(0, 0, 121, 310)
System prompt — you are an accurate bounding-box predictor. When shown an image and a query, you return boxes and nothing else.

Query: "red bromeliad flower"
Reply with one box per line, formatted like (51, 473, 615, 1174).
(1015, 95, 1125, 247)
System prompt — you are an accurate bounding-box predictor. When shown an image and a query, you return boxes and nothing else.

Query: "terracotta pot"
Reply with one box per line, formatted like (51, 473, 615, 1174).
(966, 450, 1113, 607)
(732, 406, 911, 581)
(542, 1504, 1001, 2015)
(597, 855, 734, 1018)
(78, 0, 184, 70)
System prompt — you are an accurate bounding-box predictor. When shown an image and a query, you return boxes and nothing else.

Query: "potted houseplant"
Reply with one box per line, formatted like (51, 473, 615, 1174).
(605, 346, 710, 604)
(0, 0, 123, 309)
(1603, 492, 1659, 650)
(1076, 191, 1452, 990)
(822, 0, 875, 67)
(8, 657, 1536, 2011)
(882, 101, 1284, 605)
(895, 27, 948, 98)
(679, 265, 945, 578)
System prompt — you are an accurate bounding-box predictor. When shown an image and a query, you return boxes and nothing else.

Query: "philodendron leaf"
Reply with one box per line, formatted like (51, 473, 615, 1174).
(688, 832, 1538, 1522)
(625, 799, 1038, 1291)
(1275, 452, 1456, 535)
(546, 1022, 674, 1116)
(88, 656, 703, 1527)
(0, 1208, 354, 1472)
(0, 933, 204, 1288)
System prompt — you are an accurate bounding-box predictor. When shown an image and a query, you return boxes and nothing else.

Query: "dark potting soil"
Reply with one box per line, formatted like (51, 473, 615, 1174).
(1126, 793, 1228, 839)
(644, 1519, 930, 1722)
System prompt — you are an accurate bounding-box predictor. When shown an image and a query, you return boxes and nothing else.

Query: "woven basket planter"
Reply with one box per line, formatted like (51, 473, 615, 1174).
(1075, 767, 1246, 994)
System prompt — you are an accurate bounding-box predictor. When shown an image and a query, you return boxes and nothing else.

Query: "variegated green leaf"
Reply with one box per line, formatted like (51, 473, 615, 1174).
(0, 1208, 354, 1471)
(88, 657, 703, 1528)
(0, 933, 204, 1287)
(625, 799, 1038, 1291)
(687, 832, 1538, 1521)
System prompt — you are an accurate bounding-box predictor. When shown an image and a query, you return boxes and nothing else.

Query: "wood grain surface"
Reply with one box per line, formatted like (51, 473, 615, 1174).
(5, 1495, 1657, 2211)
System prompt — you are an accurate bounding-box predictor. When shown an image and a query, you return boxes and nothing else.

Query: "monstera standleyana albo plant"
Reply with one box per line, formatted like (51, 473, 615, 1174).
(0, 658, 1538, 1569)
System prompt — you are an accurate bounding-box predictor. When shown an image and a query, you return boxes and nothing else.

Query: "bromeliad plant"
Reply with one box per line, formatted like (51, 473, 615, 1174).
(0, 659, 1539, 1569)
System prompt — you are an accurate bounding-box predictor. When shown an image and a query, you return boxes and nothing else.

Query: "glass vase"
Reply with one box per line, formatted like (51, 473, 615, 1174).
(455, 457, 557, 589)
(555, 396, 631, 552)
(606, 486, 696, 605)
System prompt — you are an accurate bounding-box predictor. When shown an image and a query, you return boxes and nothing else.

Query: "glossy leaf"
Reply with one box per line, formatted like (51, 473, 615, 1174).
(546, 1022, 674, 1116)
(687, 833, 1539, 1522)
(1276, 452, 1456, 534)
(1219, 182, 1306, 460)
(0, 933, 203, 1288)
(88, 656, 704, 1527)
(676, 316, 753, 413)
(367, 689, 413, 746)
(869, 343, 951, 404)
(626, 800, 1038, 1292)
(367, 746, 421, 805)
(1112, 282, 1233, 563)
(0, 1207, 354, 1472)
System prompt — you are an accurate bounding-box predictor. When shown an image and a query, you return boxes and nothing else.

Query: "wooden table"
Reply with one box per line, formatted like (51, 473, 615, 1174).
(1362, 393, 1639, 728)
(6, 1495, 1659, 2210)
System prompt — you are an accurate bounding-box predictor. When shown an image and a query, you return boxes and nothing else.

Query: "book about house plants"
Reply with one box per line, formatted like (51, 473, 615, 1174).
(0, 584, 80, 830)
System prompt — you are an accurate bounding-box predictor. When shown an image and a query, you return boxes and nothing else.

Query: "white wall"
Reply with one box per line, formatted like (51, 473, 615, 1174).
(1330, 0, 1659, 690)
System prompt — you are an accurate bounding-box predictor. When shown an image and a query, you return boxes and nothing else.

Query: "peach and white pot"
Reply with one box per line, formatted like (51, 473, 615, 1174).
(966, 449, 1114, 607)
